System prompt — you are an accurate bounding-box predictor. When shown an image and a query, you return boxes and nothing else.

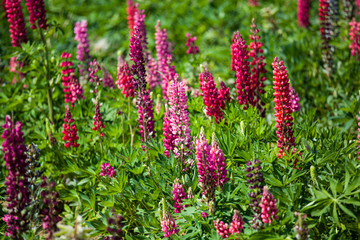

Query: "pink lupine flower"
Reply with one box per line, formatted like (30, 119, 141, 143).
(129, 26, 147, 91)
(5, 0, 28, 47)
(137, 90, 155, 146)
(100, 163, 116, 178)
(116, 56, 136, 98)
(214, 220, 230, 239)
(231, 32, 252, 109)
(289, 86, 301, 112)
(74, 20, 91, 78)
(298, 0, 310, 28)
(163, 79, 193, 163)
(62, 105, 80, 148)
(349, 19, 360, 58)
(172, 178, 187, 213)
(260, 186, 279, 224)
(272, 57, 297, 165)
(163, 110, 176, 157)
(92, 100, 105, 137)
(9, 57, 25, 83)
(102, 66, 116, 89)
(89, 58, 102, 95)
(1, 116, 30, 238)
(146, 55, 161, 90)
(199, 68, 224, 123)
(248, 0, 259, 6)
(126, 0, 137, 36)
(185, 33, 199, 55)
(25, 0, 47, 29)
(210, 133, 228, 188)
(201, 211, 208, 218)
(161, 211, 179, 238)
(229, 210, 245, 235)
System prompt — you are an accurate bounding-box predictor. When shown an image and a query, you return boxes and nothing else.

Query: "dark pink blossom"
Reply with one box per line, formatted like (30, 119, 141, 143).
(102, 66, 116, 89)
(210, 133, 228, 188)
(129, 26, 147, 92)
(62, 105, 80, 148)
(213, 220, 230, 239)
(298, 0, 310, 28)
(116, 57, 136, 98)
(100, 163, 116, 178)
(290, 86, 301, 112)
(260, 186, 279, 224)
(172, 178, 187, 213)
(248, 0, 259, 6)
(5, 0, 28, 47)
(219, 82, 231, 108)
(229, 210, 245, 235)
(349, 19, 360, 58)
(137, 90, 155, 146)
(25, 0, 47, 29)
(185, 33, 199, 55)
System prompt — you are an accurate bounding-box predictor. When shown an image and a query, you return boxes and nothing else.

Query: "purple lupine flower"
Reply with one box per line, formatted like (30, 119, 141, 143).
(172, 178, 187, 213)
(229, 210, 245, 235)
(74, 20, 91, 78)
(185, 33, 199, 55)
(290, 86, 301, 112)
(100, 163, 116, 178)
(146, 55, 161, 90)
(137, 90, 155, 148)
(40, 176, 62, 240)
(102, 66, 116, 89)
(260, 186, 279, 224)
(105, 211, 124, 238)
(5, 0, 28, 47)
(134, 8, 148, 55)
(163, 79, 193, 164)
(1, 116, 30, 238)
(116, 56, 136, 98)
(298, 0, 310, 28)
(210, 133, 228, 188)
(25, 0, 47, 29)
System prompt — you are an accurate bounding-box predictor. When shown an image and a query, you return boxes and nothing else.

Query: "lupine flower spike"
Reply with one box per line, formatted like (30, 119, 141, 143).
(319, 0, 334, 75)
(290, 86, 301, 112)
(102, 66, 116, 89)
(100, 163, 116, 178)
(89, 59, 102, 94)
(229, 210, 245, 235)
(126, 0, 137, 36)
(105, 211, 125, 239)
(1, 116, 31, 238)
(172, 178, 187, 213)
(93, 100, 105, 137)
(260, 186, 279, 224)
(219, 82, 231, 106)
(294, 211, 309, 240)
(210, 133, 228, 188)
(137, 90, 155, 147)
(62, 105, 80, 148)
(116, 56, 136, 98)
(25, 0, 48, 29)
(160, 198, 179, 238)
(185, 33, 199, 55)
(74, 20, 91, 79)
(214, 220, 230, 239)
(298, 0, 310, 28)
(129, 26, 147, 92)
(5, 0, 28, 47)
(349, 19, 360, 59)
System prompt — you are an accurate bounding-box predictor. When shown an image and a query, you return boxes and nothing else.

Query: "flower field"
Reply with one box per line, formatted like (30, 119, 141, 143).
(1, 0, 360, 239)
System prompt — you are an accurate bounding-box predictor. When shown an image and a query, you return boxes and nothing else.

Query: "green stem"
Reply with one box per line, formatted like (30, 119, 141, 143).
(39, 27, 54, 124)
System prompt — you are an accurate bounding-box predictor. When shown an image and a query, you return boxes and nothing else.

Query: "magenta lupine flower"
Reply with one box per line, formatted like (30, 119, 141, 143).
(116, 56, 136, 98)
(102, 66, 116, 89)
(163, 79, 193, 162)
(93, 100, 105, 137)
(185, 33, 199, 55)
(249, 19, 267, 114)
(129, 26, 147, 91)
(248, 0, 259, 6)
(199, 68, 224, 123)
(290, 86, 301, 112)
(134, 8, 148, 54)
(163, 110, 176, 157)
(229, 210, 245, 235)
(260, 186, 279, 224)
(298, 0, 310, 28)
(146, 55, 161, 90)
(349, 20, 360, 58)
(62, 105, 80, 148)
(25, 0, 47, 29)
(5, 0, 28, 47)
(60, 52, 85, 107)
(74, 20, 91, 79)
(231, 32, 252, 109)
(219, 82, 231, 107)
(272, 57, 297, 165)
(201, 211, 208, 218)
(40, 176, 62, 240)
(214, 220, 230, 239)
(172, 178, 187, 213)
(126, 0, 137, 36)
(210, 133, 228, 188)
(161, 211, 179, 238)
(1, 116, 30, 238)
(100, 163, 116, 178)
(137, 90, 155, 146)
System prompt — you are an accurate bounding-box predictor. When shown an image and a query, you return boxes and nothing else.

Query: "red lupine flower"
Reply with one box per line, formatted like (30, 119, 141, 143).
(349, 19, 360, 59)
(219, 82, 231, 108)
(126, 0, 137, 36)
(92, 100, 105, 137)
(62, 105, 80, 148)
(298, 0, 310, 28)
(116, 56, 136, 98)
(5, 0, 28, 47)
(25, 0, 48, 29)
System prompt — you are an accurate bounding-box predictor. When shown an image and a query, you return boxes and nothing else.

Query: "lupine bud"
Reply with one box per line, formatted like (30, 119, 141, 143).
(62, 105, 80, 148)
(260, 186, 279, 224)
(319, 0, 334, 75)
(100, 163, 116, 178)
(245, 159, 264, 218)
(137, 90, 155, 148)
(25, 0, 48, 29)
(185, 33, 199, 55)
(172, 178, 187, 213)
(289, 86, 301, 112)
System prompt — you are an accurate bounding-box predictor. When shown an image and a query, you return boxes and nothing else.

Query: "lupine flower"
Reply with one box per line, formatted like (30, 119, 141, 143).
(134, 8, 148, 54)
(74, 20, 91, 78)
(231, 32, 252, 109)
(116, 56, 136, 98)
(357, 0, 360, 16)
(213, 220, 230, 239)
(5, 0, 28, 47)
(248, 0, 259, 6)
(93, 100, 105, 137)
(290, 86, 301, 112)
(163, 79, 193, 163)
(146, 55, 161, 90)
(137, 90, 155, 146)
(219, 82, 231, 107)
(25, 0, 47, 29)
(260, 186, 279, 224)
(229, 210, 245, 235)
(60, 52, 85, 107)
(105, 211, 124, 239)
(210, 133, 228, 188)
(185, 33, 199, 55)
(248, 18, 267, 114)
(89, 59, 102, 94)
(163, 110, 176, 157)
(201, 211, 208, 218)
(126, 0, 137, 36)
(245, 160, 264, 215)
(9, 57, 25, 83)
(199, 68, 224, 123)
(294, 212, 309, 240)
(272, 57, 297, 164)
(102, 66, 116, 89)
(129, 26, 147, 92)
(349, 19, 360, 58)
(100, 163, 116, 178)
(161, 212, 179, 238)
(62, 105, 80, 148)
(319, 0, 334, 75)
(1, 116, 30, 238)
(40, 176, 62, 240)
(172, 178, 187, 213)
(298, 0, 310, 28)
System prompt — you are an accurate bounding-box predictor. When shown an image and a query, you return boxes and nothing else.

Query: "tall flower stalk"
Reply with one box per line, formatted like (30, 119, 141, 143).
(74, 20, 91, 80)
(319, 0, 334, 76)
